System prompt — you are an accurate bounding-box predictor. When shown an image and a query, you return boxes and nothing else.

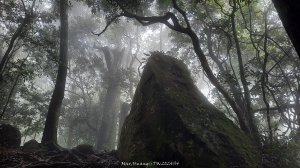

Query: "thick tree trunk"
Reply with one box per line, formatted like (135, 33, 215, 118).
(96, 74, 121, 150)
(272, 0, 300, 58)
(95, 47, 125, 150)
(41, 0, 68, 147)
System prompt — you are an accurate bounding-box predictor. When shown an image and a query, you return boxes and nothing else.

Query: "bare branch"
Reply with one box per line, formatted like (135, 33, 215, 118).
(92, 14, 123, 36)
(20, 0, 27, 14)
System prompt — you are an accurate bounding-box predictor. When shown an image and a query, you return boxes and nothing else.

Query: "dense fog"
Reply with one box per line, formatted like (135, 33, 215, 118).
(0, 0, 299, 167)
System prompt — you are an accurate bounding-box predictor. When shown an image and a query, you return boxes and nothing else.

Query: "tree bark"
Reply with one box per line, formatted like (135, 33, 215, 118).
(118, 102, 130, 138)
(272, 0, 300, 58)
(41, 0, 68, 148)
(96, 47, 124, 150)
(230, 1, 260, 143)
(96, 74, 121, 150)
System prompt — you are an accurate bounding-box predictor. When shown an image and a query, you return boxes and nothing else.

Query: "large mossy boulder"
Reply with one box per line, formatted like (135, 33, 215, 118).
(117, 52, 260, 168)
(0, 124, 21, 148)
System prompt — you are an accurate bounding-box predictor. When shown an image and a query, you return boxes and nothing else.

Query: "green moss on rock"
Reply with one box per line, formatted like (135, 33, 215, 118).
(117, 52, 260, 168)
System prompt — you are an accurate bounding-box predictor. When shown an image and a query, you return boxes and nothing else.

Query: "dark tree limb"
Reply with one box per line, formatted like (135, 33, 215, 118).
(229, 0, 260, 142)
(0, 55, 29, 119)
(0, 0, 36, 81)
(93, 0, 266, 141)
(92, 14, 122, 36)
(261, 9, 272, 144)
(109, 0, 252, 136)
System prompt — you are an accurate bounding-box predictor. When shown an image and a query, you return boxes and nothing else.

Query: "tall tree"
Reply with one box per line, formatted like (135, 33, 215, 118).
(42, 0, 69, 148)
(95, 47, 124, 150)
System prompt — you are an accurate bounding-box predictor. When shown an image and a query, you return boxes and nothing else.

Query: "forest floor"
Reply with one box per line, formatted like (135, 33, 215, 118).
(0, 147, 120, 168)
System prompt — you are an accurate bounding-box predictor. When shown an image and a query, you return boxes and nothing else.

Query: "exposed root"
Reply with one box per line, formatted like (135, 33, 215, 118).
(0, 147, 120, 168)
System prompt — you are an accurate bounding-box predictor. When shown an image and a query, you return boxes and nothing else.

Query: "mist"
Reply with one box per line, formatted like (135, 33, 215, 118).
(0, 0, 299, 167)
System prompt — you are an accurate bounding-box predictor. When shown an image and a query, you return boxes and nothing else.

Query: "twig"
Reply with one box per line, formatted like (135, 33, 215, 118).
(92, 14, 122, 36)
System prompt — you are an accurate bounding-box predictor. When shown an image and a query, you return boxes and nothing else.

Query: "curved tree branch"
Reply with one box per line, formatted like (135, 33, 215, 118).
(103, 0, 251, 135)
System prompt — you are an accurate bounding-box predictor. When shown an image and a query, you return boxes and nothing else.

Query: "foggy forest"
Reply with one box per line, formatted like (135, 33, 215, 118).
(0, 0, 300, 167)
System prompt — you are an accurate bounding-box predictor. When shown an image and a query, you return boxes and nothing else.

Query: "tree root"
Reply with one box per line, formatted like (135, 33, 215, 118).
(0, 147, 120, 168)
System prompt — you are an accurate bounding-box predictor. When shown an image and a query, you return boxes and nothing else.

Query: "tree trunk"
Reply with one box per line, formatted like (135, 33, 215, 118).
(96, 47, 124, 150)
(41, 0, 68, 148)
(272, 0, 300, 58)
(118, 102, 130, 141)
(96, 74, 121, 150)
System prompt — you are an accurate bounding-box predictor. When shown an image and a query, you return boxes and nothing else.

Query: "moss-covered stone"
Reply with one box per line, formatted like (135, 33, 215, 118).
(117, 52, 260, 168)
(0, 124, 21, 149)
(23, 139, 41, 152)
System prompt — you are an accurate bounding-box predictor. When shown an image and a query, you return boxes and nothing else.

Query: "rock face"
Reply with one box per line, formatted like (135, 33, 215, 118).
(23, 139, 41, 152)
(117, 52, 259, 168)
(0, 124, 21, 148)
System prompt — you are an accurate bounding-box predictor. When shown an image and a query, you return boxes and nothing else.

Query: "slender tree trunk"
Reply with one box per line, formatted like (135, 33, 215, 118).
(0, 55, 29, 119)
(0, 15, 30, 81)
(0, 73, 21, 119)
(229, 1, 260, 143)
(41, 0, 68, 148)
(261, 10, 273, 144)
(0, 0, 36, 81)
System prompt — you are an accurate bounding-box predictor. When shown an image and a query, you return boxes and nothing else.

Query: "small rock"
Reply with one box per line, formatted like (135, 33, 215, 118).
(23, 139, 41, 152)
(73, 144, 95, 155)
